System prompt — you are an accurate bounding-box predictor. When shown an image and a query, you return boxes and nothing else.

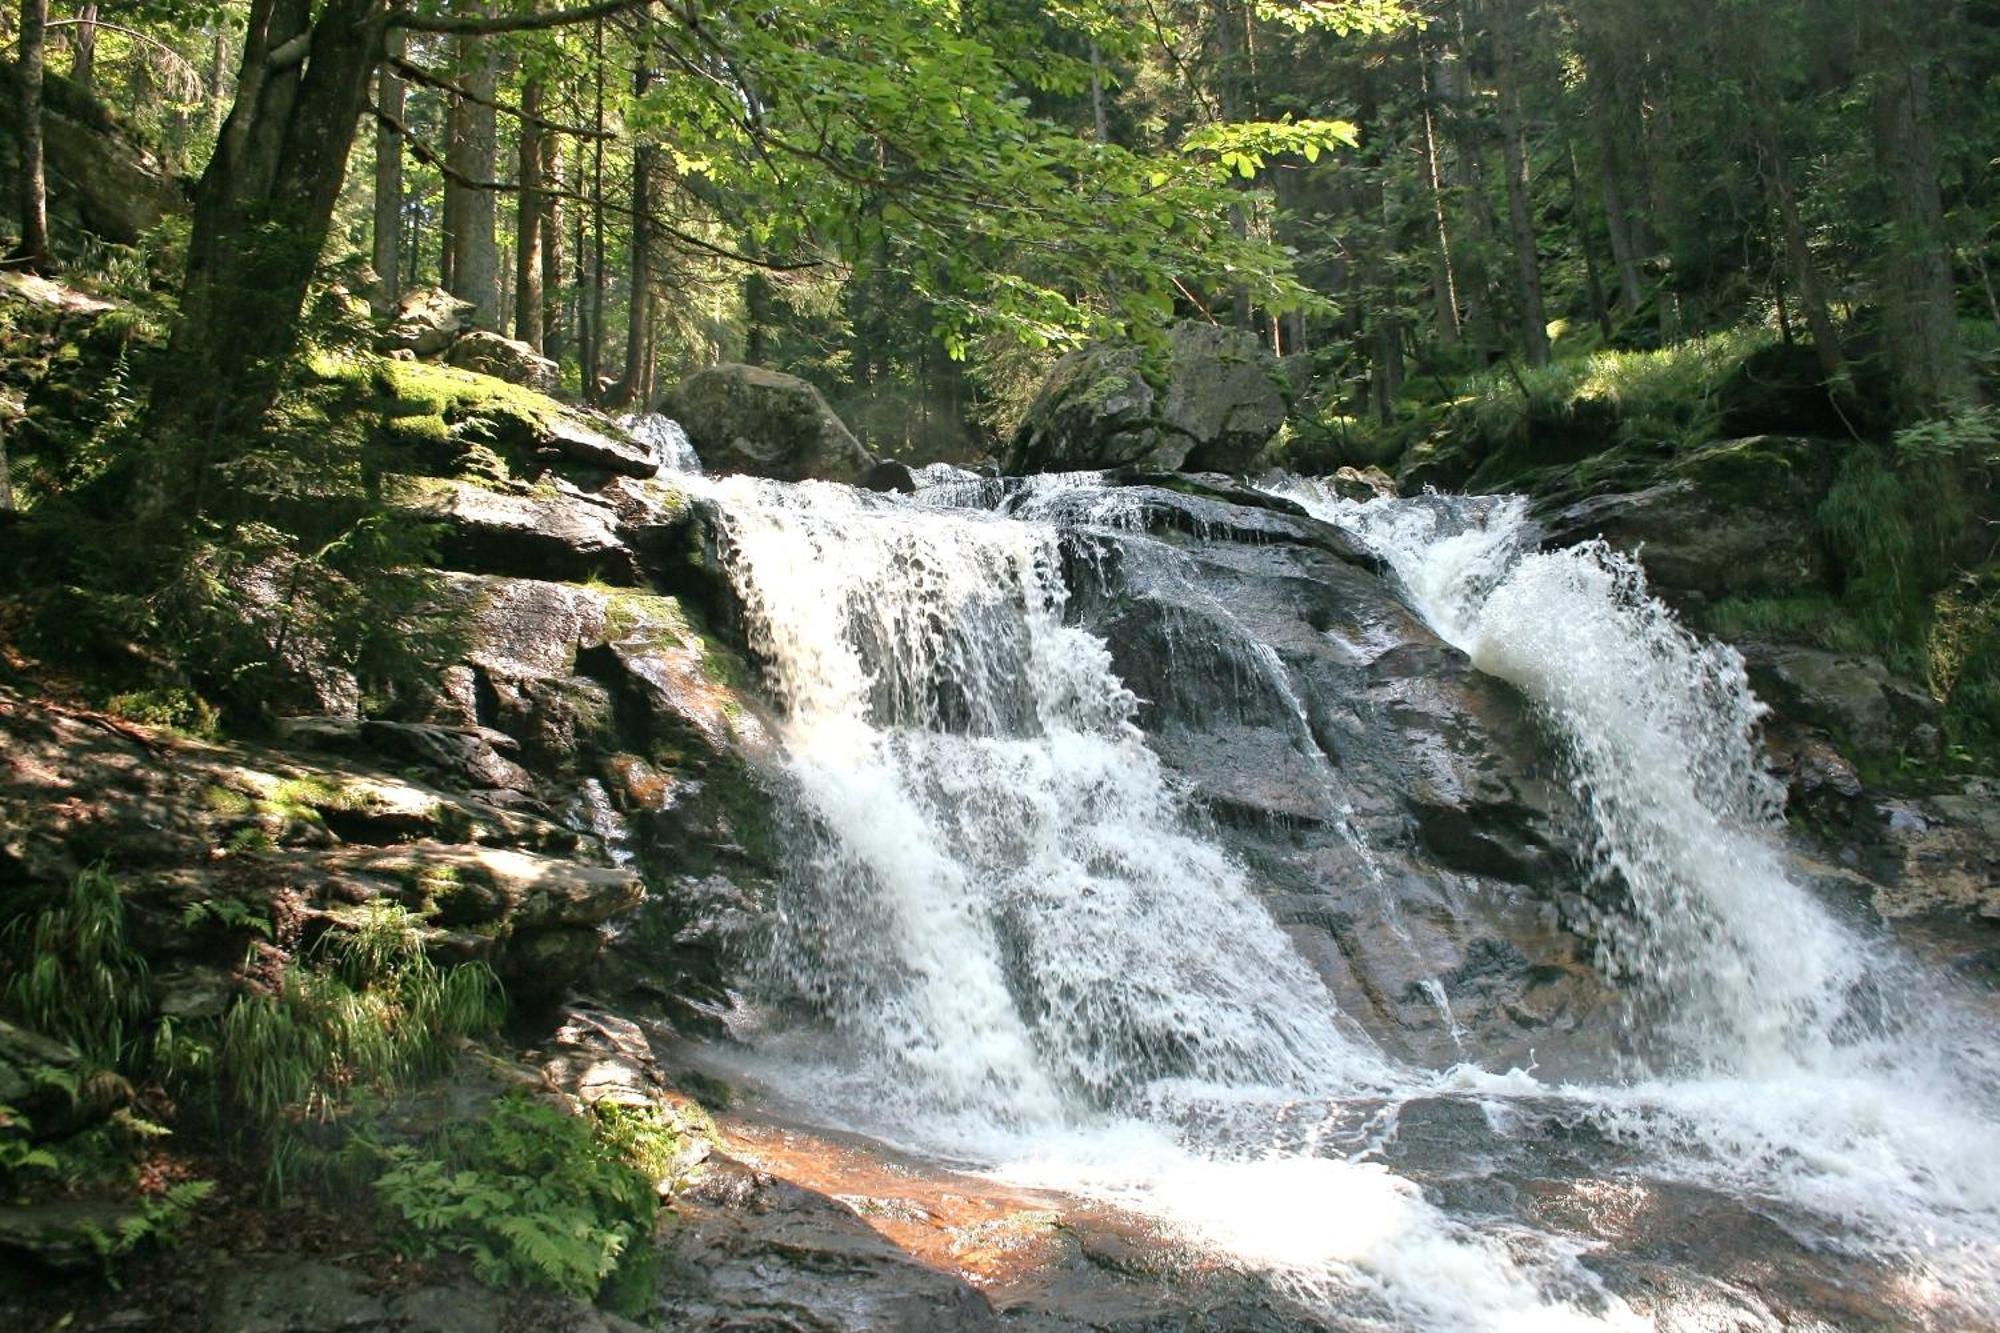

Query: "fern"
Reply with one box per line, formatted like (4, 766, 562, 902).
(372, 1093, 670, 1308)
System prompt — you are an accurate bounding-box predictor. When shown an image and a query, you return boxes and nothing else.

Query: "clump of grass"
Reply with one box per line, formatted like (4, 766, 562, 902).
(220, 901, 502, 1141)
(1443, 326, 1778, 458)
(2, 865, 152, 1068)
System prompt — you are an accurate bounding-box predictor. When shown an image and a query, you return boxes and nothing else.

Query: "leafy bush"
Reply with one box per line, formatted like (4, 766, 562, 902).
(373, 1093, 668, 1308)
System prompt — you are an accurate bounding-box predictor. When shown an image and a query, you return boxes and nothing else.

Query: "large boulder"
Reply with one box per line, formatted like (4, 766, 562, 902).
(1006, 322, 1291, 476)
(0, 64, 183, 245)
(447, 330, 562, 395)
(667, 364, 873, 483)
(379, 287, 475, 358)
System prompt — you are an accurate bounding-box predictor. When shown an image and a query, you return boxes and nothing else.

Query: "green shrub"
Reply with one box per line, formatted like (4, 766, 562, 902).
(2, 866, 151, 1069)
(1441, 327, 1776, 460)
(220, 902, 502, 1139)
(373, 1093, 667, 1309)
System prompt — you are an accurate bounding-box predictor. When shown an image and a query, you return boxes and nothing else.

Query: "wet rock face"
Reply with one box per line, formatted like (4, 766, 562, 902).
(668, 364, 874, 483)
(1006, 322, 1290, 476)
(1052, 484, 1619, 1075)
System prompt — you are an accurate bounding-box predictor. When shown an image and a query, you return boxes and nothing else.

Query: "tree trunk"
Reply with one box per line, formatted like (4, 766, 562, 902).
(606, 46, 653, 408)
(209, 23, 230, 136)
(0, 414, 15, 516)
(438, 91, 459, 292)
(152, 0, 389, 473)
(66, 3, 95, 87)
(1566, 137, 1612, 339)
(1437, 15, 1495, 358)
(585, 16, 606, 402)
(12, 0, 51, 270)
(445, 10, 499, 328)
(540, 111, 563, 359)
(1871, 53, 1967, 415)
(1585, 55, 1645, 320)
(1492, 0, 1550, 367)
(1418, 36, 1461, 349)
(513, 79, 545, 350)
(370, 26, 404, 312)
(1754, 113, 1845, 387)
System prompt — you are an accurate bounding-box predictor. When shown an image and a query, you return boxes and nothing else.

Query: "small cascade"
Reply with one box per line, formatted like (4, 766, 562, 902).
(1272, 478, 2000, 1288)
(617, 412, 704, 473)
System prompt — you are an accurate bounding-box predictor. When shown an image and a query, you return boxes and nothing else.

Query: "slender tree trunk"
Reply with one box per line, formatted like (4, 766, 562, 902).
(445, 9, 499, 327)
(539, 120, 562, 360)
(1088, 40, 1109, 141)
(1585, 57, 1645, 321)
(1754, 114, 1845, 386)
(12, 0, 51, 271)
(513, 79, 545, 350)
(606, 46, 654, 407)
(1437, 14, 1494, 358)
(1418, 38, 1461, 349)
(370, 26, 404, 311)
(0, 420, 14, 517)
(1566, 137, 1612, 339)
(209, 24, 230, 136)
(1492, 0, 1549, 367)
(438, 92, 459, 292)
(586, 16, 606, 401)
(66, 3, 95, 87)
(1871, 51, 1967, 415)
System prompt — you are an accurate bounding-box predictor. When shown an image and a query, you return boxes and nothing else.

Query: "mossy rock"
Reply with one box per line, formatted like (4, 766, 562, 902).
(1671, 435, 1834, 508)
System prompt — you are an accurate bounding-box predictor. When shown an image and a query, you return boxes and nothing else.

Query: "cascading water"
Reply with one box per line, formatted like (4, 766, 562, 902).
(685, 471, 1655, 1330)
(617, 412, 704, 473)
(645, 434, 2000, 1325)
(1274, 479, 2000, 1302)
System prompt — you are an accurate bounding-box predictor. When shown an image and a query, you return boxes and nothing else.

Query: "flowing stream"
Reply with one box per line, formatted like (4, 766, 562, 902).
(668, 458, 2000, 1328)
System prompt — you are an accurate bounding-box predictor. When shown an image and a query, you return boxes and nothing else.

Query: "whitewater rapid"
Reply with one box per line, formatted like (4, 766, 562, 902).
(664, 455, 2000, 1328)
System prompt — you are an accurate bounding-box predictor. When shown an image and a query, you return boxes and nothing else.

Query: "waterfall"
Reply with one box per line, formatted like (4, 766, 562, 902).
(689, 472, 1646, 1331)
(1273, 480, 2000, 1297)
(617, 412, 704, 473)
(634, 449, 2000, 1325)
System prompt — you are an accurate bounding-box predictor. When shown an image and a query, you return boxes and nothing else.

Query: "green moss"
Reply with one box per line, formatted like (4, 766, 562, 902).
(202, 784, 256, 817)
(372, 359, 557, 431)
(600, 589, 692, 646)
(1674, 436, 1799, 501)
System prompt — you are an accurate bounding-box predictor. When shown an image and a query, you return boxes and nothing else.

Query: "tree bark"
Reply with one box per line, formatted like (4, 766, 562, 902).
(370, 25, 404, 312)
(585, 15, 606, 401)
(1418, 34, 1461, 349)
(13, 0, 51, 271)
(606, 44, 653, 408)
(1584, 54, 1645, 321)
(539, 127, 563, 360)
(152, 0, 390, 471)
(1754, 113, 1845, 387)
(514, 78, 545, 350)
(66, 3, 95, 87)
(209, 23, 229, 136)
(1871, 50, 1967, 415)
(445, 7, 500, 327)
(1491, 0, 1550, 367)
